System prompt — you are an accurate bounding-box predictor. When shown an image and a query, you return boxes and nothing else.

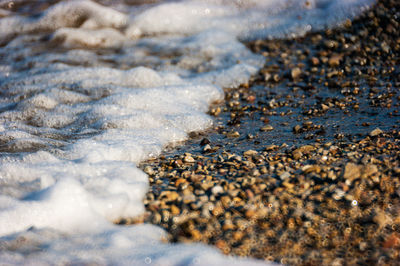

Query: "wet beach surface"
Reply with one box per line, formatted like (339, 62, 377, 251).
(137, 0, 400, 264)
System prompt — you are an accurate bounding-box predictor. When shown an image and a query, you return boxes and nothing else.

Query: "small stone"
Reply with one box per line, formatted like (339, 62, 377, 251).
(298, 145, 316, 154)
(279, 171, 291, 180)
(311, 57, 320, 65)
(211, 185, 224, 195)
(170, 205, 180, 215)
(245, 209, 256, 219)
(292, 150, 302, 160)
(265, 144, 278, 151)
(222, 220, 235, 231)
(160, 191, 179, 202)
(293, 125, 301, 133)
(359, 242, 368, 251)
(144, 166, 154, 175)
(226, 131, 240, 138)
(232, 231, 244, 241)
(369, 128, 383, 137)
(261, 125, 274, 131)
(373, 209, 393, 229)
(190, 229, 202, 241)
(211, 205, 224, 216)
(321, 104, 329, 111)
(243, 150, 258, 157)
(332, 189, 345, 200)
(291, 67, 302, 80)
(251, 169, 260, 176)
(175, 178, 187, 187)
(328, 54, 343, 67)
(343, 163, 362, 182)
(183, 154, 195, 163)
(202, 144, 212, 153)
(302, 165, 321, 174)
(215, 239, 229, 254)
(363, 164, 378, 177)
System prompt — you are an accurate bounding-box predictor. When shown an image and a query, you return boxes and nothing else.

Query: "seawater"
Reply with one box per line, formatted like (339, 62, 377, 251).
(0, 0, 374, 264)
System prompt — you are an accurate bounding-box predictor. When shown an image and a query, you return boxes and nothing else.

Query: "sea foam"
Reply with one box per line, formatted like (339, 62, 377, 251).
(0, 0, 374, 264)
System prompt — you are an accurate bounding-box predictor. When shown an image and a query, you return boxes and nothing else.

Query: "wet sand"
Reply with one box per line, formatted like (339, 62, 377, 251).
(133, 0, 400, 265)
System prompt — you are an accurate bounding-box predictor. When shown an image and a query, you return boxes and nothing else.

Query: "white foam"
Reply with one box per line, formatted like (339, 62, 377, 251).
(0, 0, 374, 264)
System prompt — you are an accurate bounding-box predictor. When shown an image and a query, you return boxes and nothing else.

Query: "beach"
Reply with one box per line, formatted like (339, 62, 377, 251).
(138, 0, 400, 264)
(0, 0, 398, 264)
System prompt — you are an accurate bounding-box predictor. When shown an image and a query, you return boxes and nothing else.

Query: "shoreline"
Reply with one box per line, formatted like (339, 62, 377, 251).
(137, 0, 400, 264)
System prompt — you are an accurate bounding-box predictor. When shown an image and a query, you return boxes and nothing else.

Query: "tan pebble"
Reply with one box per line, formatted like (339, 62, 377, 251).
(183, 194, 196, 204)
(287, 218, 296, 230)
(243, 150, 258, 157)
(279, 171, 291, 180)
(328, 53, 343, 67)
(265, 144, 278, 151)
(222, 220, 235, 231)
(212, 206, 224, 216)
(261, 125, 274, 131)
(200, 181, 212, 190)
(233, 197, 243, 206)
(210, 107, 221, 116)
(202, 144, 212, 152)
(343, 162, 362, 182)
(291, 67, 302, 79)
(363, 164, 378, 177)
(160, 191, 179, 202)
(251, 169, 260, 176)
(220, 196, 231, 208)
(170, 205, 180, 215)
(144, 166, 154, 175)
(232, 231, 244, 241)
(298, 145, 316, 154)
(211, 185, 224, 195)
(373, 209, 393, 229)
(293, 124, 301, 133)
(215, 240, 230, 254)
(307, 227, 317, 236)
(292, 150, 302, 160)
(321, 103, 329, 111)
(281, 181, 293, 189)
(183, 154, 195, 163)
(369, 128, 383, 137)
(245, 189, 254, 199)
(190, 174, 204, 182)
(302, 164, 321, 174)
(173, 159, 183, 167)
(245, 209, 256, 219)
(227, 189, 240, 197)
(311, 57, 320, 65)
(226, 131, 240, 138)
(175, 178, 187, 187)
(266, 229, 276, 238)
(190, 229, 202, 241)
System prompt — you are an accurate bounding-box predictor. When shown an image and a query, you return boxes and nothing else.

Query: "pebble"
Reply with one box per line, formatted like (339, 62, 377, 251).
(370, 128, 383, 137)
(343, 163, 361, 182)
(260, 125, 274, 131)
(183, 154, 195, 163)
(291, 67, 302, 80)
(211, 185, 224, 195)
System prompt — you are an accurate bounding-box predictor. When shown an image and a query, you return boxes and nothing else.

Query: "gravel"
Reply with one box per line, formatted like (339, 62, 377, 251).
(132, 0, 400, 264)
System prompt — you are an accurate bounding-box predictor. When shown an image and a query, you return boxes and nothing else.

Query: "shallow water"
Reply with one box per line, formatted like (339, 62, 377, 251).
(0, 0, 375, 264)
